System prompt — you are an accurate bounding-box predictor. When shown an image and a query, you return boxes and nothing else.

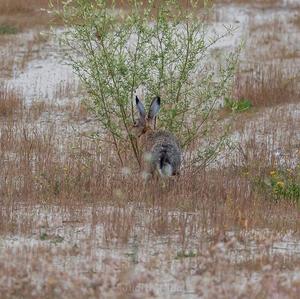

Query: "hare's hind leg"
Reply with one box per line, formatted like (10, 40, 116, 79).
(140, 162, 155, 186)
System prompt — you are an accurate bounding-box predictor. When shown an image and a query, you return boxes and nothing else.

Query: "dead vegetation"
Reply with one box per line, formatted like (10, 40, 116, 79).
(0, 85, 23, 117)
(0, 30, 51, 78)
(232, 64, 300, 108)
(1, 1, 300, 298)
(291, 12, 300, 31)
(0, 0, 51, 14)
(215, 0, 282, 7)
(0, 0, 62, 30)
(1, 60, 300, 296)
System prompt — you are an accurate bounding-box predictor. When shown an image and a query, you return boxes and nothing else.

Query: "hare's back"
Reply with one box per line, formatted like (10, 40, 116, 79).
(149, 130, 180, 147)
(149, 130, 181, 172)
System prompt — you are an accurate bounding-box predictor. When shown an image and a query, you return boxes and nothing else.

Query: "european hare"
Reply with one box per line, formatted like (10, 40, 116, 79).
(132, 96, 181, 178)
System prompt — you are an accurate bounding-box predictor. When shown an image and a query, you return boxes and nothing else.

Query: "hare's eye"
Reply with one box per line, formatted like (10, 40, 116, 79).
(133, 120, 138, 126)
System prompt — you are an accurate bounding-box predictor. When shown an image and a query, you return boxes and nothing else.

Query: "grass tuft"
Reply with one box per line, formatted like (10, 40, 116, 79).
(0, 85, 23, 116)
(0, 23, 18, 35)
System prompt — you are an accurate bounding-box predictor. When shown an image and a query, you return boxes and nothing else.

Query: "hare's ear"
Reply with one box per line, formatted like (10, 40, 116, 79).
(135, 96, 146, 119)
(148, 96, 161, 120)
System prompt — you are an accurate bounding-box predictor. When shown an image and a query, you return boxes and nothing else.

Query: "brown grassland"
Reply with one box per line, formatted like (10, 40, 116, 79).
(0, 0, 300, 298)
(0, 0, 63, 31)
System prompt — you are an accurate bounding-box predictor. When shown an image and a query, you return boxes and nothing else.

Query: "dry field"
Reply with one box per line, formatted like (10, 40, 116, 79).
(0, 0, 300, 298)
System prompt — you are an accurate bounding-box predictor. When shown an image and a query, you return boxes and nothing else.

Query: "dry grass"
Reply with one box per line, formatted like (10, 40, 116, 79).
(292, 13, 300, 28)
(232, 64, 300, 108)
(0, 79, 300, 229)
(248, 18, 285, 41)
(0, 30, 51, 78)
(0, 0, 50, 15)
(1, 68, 300, 298)
(0, 0, 62, 30)
(1, 2, 300, 297)
(215, 0, 281, 6)
(244, 15, 300, 61)
(0, 50, 16, 77)
(0, 85, 23, 117)
(0, 76, 299, 226)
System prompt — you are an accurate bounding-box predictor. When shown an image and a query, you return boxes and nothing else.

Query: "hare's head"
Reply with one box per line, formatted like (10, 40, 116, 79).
(132, 96, 161, 138)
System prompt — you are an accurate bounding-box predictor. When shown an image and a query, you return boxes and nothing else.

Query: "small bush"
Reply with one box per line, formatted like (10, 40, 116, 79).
(224, 97, 252, 113)
(56, 0, 240, 168)
(0, 24, 18, 35)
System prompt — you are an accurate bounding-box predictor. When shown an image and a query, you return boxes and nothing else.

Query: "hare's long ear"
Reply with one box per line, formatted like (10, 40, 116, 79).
(135, 96, 146, 120)
(148, 96, 161, 120)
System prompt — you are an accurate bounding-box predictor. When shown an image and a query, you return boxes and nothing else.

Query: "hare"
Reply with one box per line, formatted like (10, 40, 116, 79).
(132, 96, 181, 178)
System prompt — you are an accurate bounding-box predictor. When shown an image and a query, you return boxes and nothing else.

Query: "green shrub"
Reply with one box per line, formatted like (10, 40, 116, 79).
(54, 0, 239, 167)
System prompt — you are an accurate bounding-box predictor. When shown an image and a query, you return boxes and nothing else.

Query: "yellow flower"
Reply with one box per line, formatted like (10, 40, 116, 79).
(270, 170, 276, 176)
(276, 181, 285, 188)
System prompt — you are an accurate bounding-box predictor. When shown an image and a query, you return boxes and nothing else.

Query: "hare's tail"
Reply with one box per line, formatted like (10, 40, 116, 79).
(158, 150, 173, 177)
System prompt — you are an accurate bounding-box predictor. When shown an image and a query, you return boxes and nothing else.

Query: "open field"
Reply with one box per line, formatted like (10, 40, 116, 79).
(0, 0, 300, 298)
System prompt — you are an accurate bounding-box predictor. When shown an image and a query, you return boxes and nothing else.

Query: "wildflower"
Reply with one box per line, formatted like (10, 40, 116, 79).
(270, 170, 276, 176)
(276, 181, 285, 188)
